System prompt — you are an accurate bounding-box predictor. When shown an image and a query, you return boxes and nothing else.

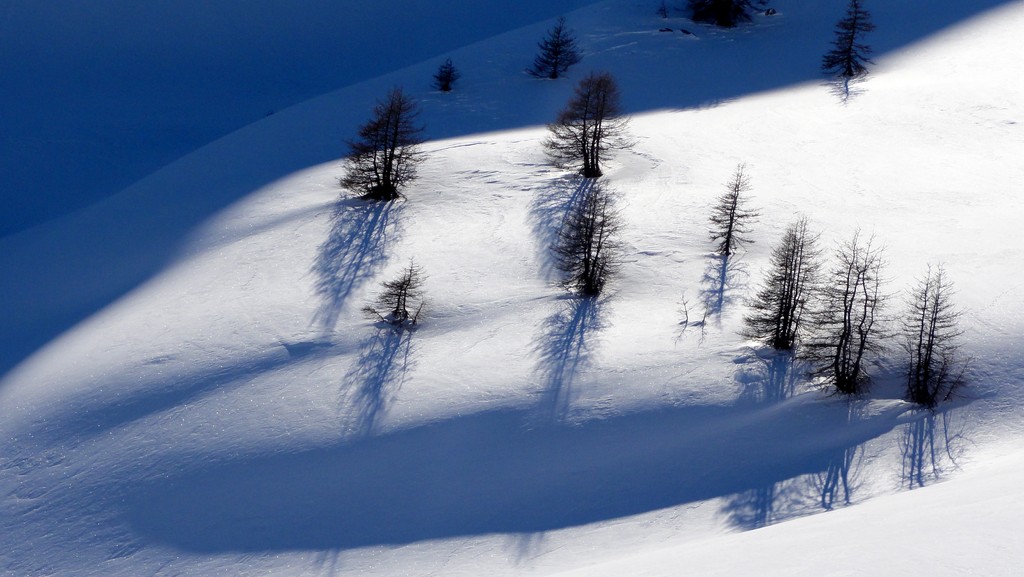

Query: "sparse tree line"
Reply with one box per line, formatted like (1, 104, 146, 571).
(731, 193, 967, 408)
(687, 163, 967, 409)
(337, 6, 963, 409)
(658, 1, 875, 82)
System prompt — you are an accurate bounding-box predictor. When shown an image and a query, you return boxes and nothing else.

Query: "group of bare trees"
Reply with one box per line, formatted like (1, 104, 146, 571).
(696, 163, 965, 408)
(336, 6, 958, 406)
(336, 88, 427, 328)
(741, 218, 967, 406)
(545, 72, 631, 296)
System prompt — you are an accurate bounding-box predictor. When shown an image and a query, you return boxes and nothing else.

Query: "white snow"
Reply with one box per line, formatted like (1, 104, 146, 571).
(2, 1, 1023, 575)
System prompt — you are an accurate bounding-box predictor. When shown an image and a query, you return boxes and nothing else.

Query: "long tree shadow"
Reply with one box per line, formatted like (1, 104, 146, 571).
(124, 393, 906, 553)
(900, 408, 968, 489)
(811, 402, 865, 511)
(534, 297, 604, 423)
(698, 254, 748, 326)
(724, 477, 806, 530)
(311, 199, 402, 332)
(725, 352, 822, 529)
(528, 176, 593, 282)
(340, 326, 416, 437)
(724, 376, 869, 529)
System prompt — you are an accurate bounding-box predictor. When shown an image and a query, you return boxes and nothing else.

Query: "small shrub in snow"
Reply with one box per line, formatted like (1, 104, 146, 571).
(432, 57, 461, 92)
(364, 261, 426, 328)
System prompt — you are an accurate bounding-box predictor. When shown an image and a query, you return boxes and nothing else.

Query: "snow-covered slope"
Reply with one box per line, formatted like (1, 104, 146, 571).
(2, 1, 1023, 575)
(556, 449, 1024, 577)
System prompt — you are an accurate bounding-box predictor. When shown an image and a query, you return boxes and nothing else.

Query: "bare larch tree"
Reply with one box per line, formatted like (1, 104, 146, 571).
(340, 88, 425, 201)
(554, 181, 622, 297)
(709, 163, 760, 256)
(743, 216, 822, 350)
(902, 264, 967, 408)
(545, 71, 630, 179)
(804, 230, 888, 395)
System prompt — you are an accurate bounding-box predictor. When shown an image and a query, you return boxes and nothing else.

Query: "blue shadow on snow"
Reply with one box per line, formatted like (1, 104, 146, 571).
(124, 394, 908, 552)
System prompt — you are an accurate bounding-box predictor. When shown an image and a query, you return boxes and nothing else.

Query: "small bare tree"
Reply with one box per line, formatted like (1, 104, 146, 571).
(902, 265, 967, 408)
(743, 216, 822, 350)
(554, 181, 622, 297)
(545, 71, 631, 178)
(340, 88, 425, 201)
(529, 17, 582, 79)
(364, 261, 425, 328)
(432, 57, 461, 92)
(709, 163, 760, 256)
(804, 230, 888, 395)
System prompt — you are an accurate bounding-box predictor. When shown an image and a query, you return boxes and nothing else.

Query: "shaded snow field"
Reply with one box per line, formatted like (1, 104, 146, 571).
(1, 0, 1023, 575)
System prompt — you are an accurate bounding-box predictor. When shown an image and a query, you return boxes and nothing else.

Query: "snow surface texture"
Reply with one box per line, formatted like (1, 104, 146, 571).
(2, 0, 1024, 575)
